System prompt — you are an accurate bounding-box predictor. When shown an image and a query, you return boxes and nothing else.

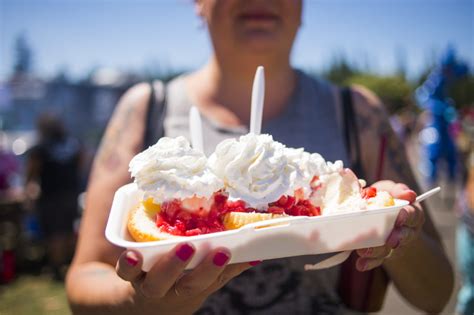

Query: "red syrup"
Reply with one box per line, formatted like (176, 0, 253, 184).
(156, 192, 322, 236)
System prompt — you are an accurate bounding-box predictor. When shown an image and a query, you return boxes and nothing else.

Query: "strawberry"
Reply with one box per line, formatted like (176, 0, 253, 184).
(362, 187, 377, 199)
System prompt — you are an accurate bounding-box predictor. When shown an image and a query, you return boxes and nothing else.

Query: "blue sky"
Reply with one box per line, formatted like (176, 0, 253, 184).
(1, 0, 473, 81)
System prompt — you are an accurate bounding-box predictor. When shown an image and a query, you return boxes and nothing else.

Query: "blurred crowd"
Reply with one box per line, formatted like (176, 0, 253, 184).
(0, 113, 84, 281)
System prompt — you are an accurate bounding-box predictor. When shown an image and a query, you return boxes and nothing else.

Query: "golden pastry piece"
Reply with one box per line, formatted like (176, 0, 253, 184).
(142, 198, 161, 215)
(127, 202, 181, 242)
(385, 196, 395, 207)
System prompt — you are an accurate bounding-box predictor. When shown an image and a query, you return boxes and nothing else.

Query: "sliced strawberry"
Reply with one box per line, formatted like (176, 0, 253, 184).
(362, 187, 377, 199)
(174, 220, 186, 233)
(185, 228, 202, 236)
(310, 176, 322, 190)
(213, 191, 228, 205)
(268, 206, 285, 214)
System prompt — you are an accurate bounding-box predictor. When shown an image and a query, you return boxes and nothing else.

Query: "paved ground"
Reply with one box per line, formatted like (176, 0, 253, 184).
(380, 139, 461, 315)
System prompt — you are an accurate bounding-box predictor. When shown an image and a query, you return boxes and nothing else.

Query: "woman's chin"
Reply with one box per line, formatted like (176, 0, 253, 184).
(235, 34, 284, 54)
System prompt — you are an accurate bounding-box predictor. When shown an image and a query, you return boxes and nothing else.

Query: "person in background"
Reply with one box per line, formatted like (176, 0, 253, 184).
(415, 47, 469, 188)
(66, 1, 453, 314)
(0, 131, 22, 283)
(456, 108, 474, 315)
(0, 133, 20, 197)
(26, 112, 83, 280)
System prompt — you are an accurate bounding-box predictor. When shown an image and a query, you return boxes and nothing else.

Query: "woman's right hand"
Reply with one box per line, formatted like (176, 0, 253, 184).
(116, 244, 253, 315)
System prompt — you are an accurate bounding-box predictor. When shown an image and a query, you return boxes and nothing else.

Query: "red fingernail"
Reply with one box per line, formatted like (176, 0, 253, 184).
(249, 260, 262, 266)
(176, 243, 194, 262)
(125, 252, 138, 267)
(213, 251, 230, 267)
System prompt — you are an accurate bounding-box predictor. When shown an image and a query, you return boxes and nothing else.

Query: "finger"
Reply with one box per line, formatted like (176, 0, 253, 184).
(356, 245, 392, 259)
(386, 226, 417, 248)
(204, 262, 255, 294)
(405, 204, 425, 228)
(370, 180, 395, 192)
(395, 182, 410, 191)
(174, 248, 231, 298)
(356, 257, 385, 272)
(395, 204, 424, 228)
(140, 243, 195, 298)
(371, 181, 416, 202)
(395, 207, 409, 228)
(391, 184, 417, 203)
(116, 250, 144, 283)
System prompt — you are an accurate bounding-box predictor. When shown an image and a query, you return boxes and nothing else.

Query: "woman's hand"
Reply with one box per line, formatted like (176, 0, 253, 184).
(115, 244, 253, 315)
(355, 180, 423, 272)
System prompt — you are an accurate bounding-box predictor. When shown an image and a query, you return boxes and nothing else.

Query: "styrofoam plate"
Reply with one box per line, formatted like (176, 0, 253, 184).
(105, 183, 408, 271)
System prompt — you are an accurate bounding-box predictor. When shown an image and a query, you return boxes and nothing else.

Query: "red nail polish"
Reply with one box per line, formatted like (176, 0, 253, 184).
(213, 252, 230, 267)
(125, 253, 138, 267)
(176, 244, 195, 262)
(249, 260, 262, 266)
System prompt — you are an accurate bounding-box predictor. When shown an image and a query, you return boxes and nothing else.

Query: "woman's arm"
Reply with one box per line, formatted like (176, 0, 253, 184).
(351, 86, 454, 313)
(66, 82, 150, 312)
(66, 83, 252, 315)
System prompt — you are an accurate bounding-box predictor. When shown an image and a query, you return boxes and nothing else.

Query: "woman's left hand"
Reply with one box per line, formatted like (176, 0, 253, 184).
(355, 180, 423, 272)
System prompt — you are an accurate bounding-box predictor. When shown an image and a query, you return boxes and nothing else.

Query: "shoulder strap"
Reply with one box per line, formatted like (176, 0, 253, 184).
(341, 87, 363, 176)
(143, 81, 167, 150)
(339, 87, 390, 313)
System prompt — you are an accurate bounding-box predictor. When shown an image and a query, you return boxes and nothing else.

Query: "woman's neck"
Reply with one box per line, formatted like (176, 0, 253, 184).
(188, 55, 297, 126)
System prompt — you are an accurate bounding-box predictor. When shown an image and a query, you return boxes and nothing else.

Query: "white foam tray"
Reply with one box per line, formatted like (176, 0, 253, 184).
(106, 183, 407, 271)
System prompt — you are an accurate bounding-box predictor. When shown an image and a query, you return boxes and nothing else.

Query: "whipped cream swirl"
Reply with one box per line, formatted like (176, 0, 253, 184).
(129, 136, 222, 202)
(209, 134, 297, 209)
(285, 148, 344, 198)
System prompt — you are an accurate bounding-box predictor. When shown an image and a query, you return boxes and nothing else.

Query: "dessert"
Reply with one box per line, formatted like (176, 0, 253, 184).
(127, 134, 394, 242)
(127, 136, 224, 241)
(209, 133, 393, 228)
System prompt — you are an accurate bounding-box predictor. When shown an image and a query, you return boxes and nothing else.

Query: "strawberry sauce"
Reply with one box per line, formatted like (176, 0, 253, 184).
(156, 192, 322, 236)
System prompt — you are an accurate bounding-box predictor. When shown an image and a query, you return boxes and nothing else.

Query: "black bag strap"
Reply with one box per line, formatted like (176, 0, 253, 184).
(341, 87, 363, 176)
(143, 81, 167, 149)
(339, 88, 390, 313)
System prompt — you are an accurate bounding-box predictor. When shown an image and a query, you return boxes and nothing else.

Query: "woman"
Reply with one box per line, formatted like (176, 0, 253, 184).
(66, 1, 453, 314)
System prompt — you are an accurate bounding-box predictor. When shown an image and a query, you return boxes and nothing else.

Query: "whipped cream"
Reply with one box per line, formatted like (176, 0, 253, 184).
(367, 191, 393, 209)
(310, 168, 368, 214)
(285, 148, 344, 198)
(208, 134, 298, 209)
(129, 136, 222, 203)
(129, 133, 388, 214)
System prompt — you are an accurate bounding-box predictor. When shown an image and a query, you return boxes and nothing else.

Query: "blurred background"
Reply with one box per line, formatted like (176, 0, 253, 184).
(0, 0, 472, 314)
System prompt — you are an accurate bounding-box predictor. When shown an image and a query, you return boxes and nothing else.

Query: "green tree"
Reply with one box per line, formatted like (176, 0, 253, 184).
(448, 75, 474, 110)
(347, 74, 415, 114)
(322, 55, 359, 86)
